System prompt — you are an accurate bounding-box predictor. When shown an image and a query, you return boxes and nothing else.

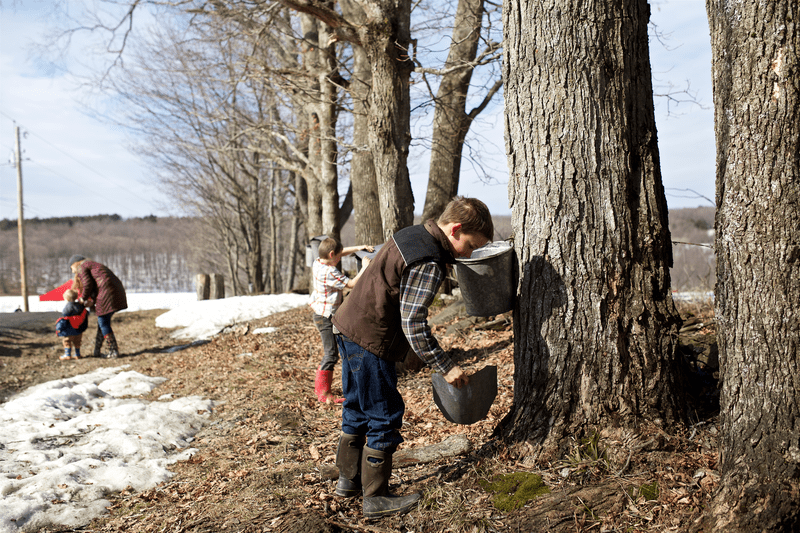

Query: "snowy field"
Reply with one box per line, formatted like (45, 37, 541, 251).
(0, 292, 198, 314)
(1, 292, 309, 533)
(0, 292, 309, 340)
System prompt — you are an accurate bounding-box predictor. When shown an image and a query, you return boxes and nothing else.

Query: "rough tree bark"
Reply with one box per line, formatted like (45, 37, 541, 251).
(501, 0, 685, 457)
(300, 14, 324, 239)
(703, 1, 800, 531)
(339, 0, 384, 246)
(357, 0, 416, 240)
(315, 9, 342, 243)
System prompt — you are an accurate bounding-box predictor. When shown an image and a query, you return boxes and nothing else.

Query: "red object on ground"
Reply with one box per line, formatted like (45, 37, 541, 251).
(39, 280, 74, 302)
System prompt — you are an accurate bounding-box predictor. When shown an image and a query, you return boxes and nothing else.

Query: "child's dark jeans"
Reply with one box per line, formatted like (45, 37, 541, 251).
(313, 313, 339, 370)
(336, 333, 405, 453)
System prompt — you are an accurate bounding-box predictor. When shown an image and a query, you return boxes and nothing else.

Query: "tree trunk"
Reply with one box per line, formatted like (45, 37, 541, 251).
(316, 14, 342, 243)
(340, 0, 384, 246)
(267, 165, 279, 294)
(301, 14, 324, 240)
(703, 1, 800, 530)
(358, 1, 416, 240)
(277, 0, 415, 240)
(421, 0, 484, 222)
(501, 0, 684, 458)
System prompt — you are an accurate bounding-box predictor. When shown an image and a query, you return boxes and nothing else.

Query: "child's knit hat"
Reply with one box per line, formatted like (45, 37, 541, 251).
(68, 255, 86, 269)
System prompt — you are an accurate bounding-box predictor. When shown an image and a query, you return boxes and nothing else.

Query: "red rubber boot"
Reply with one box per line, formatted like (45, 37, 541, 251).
(314, 368, 344, 404)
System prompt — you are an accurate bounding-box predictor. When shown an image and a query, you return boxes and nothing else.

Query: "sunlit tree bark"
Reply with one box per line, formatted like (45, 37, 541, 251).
(702, 1, 800, 530)
(502, 0, 685, 457)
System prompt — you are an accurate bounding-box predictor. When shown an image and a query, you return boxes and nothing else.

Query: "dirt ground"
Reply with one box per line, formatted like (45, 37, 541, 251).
(0, 297, 720, 533)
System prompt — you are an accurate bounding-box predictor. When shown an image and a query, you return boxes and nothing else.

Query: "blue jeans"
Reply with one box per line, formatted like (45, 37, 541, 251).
(312, 314, 339, 370)
(97, 312, 115, 336)
(336, 334, 405, 452)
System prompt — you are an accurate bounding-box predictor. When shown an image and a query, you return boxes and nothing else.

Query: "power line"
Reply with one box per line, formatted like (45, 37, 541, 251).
(665, 187, 715, 206)
(24, 157, 143, 214)
(0, 109, 162, 212)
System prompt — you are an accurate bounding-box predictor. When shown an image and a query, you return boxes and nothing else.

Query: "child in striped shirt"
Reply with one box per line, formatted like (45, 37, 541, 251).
(310, 237, 373, 403)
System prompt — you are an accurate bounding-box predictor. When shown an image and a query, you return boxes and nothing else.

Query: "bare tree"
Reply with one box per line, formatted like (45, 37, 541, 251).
(277, 0, 415, 240)
(418, 0, 502, 222)
(702, 1, 800, 530)
(107, 13, 304, 294)
(501, 0, 685, 457)
(339, 0, 383, 246)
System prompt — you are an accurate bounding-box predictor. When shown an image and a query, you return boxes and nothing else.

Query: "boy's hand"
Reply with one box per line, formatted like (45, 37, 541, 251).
(443, 365, 469, 388)
(364, 245, 375, 253)
(362, 257, 371, 267)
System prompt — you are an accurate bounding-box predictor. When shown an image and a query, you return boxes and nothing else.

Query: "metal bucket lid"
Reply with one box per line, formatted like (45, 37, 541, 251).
(455, 241, 512, 264)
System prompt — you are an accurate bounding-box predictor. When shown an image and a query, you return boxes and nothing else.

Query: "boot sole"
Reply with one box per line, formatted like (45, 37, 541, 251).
(335, 488, 361, 498)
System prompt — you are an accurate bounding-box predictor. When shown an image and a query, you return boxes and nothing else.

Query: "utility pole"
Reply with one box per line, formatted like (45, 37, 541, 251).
(15, 126, 29, 312)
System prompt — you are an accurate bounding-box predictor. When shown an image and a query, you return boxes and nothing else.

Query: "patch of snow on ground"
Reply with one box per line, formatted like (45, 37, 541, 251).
(0, 292, 310, 532)
(0, 366, 213, 533)
(155, 293, 309, 340)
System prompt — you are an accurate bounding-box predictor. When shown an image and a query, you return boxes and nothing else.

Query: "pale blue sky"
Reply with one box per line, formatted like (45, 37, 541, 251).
(0, 0, 715, 220)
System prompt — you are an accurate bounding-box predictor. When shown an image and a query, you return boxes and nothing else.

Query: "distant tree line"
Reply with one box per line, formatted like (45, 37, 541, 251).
(1, 210, 715, 297)
(0, 216, 198, 296)
(0, 214, 125, 231)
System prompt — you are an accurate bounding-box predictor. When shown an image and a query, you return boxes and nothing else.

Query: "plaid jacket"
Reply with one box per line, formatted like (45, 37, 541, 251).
(308, 259, 350, 317)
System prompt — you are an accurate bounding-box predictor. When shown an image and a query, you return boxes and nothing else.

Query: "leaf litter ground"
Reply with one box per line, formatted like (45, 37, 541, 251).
(0, 299, 719, 533)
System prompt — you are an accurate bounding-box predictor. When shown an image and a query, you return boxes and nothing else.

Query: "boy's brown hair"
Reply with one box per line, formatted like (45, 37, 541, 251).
(63, 289, 78, 302)
(318, 237, 343, 259)
(437, 196, 494, 242)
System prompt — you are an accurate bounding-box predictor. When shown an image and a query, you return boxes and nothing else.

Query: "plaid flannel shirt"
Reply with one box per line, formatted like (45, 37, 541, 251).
(309, 259, 350, 317)
(399, 261, 455, 375)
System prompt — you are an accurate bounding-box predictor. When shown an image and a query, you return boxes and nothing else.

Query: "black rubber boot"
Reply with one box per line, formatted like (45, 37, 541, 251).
(335, 433, 365, 497)
(93, 328, 104, 358)
(104, 332, 120, 359)
(361, 446, 420, 518)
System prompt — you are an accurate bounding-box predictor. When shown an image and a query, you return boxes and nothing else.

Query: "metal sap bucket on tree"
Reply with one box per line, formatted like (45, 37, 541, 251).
(305, 235, 329, 267)
(454, 240, 516, 317)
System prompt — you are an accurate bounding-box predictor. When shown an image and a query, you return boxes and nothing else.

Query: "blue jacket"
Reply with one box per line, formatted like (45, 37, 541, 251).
(56, 306, 89, 337)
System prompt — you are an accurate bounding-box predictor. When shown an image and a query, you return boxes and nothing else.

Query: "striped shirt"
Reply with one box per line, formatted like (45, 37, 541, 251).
(399, 261, 455, 374)
(309, 259, 351, 317)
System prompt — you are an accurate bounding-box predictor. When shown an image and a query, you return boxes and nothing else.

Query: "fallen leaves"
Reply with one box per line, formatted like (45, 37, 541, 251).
(5, 301, 721, 533)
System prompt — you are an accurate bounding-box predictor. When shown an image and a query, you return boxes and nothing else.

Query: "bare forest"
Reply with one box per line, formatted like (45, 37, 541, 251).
(0, 216, 196, 296)
(1, 208, 714, 298)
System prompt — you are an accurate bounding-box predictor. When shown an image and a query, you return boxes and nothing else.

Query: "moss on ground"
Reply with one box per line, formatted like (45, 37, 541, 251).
(479, 472, 550, 512)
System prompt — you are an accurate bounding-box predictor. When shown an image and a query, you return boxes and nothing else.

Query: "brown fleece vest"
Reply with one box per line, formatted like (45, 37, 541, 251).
(332, 221, 454, 362)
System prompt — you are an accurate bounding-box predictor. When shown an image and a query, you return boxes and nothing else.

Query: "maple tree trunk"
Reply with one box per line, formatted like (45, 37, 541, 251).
(316, 17, 342, 243)
(339, 0, 384, 246)
(359, 1, 416, 240)
(300, 14, 323, 240)
(501, 0, 684, 457)
(702, 1, 800, 530)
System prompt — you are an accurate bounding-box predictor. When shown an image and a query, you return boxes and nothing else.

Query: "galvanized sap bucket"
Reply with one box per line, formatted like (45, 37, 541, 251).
(305, 235, 328, 267)
(354, 243, 384, 270)
(455, 240, 515, 317)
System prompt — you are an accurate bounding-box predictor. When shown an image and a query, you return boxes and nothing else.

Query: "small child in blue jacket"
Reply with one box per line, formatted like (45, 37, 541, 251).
(56, 289, 89, 360)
